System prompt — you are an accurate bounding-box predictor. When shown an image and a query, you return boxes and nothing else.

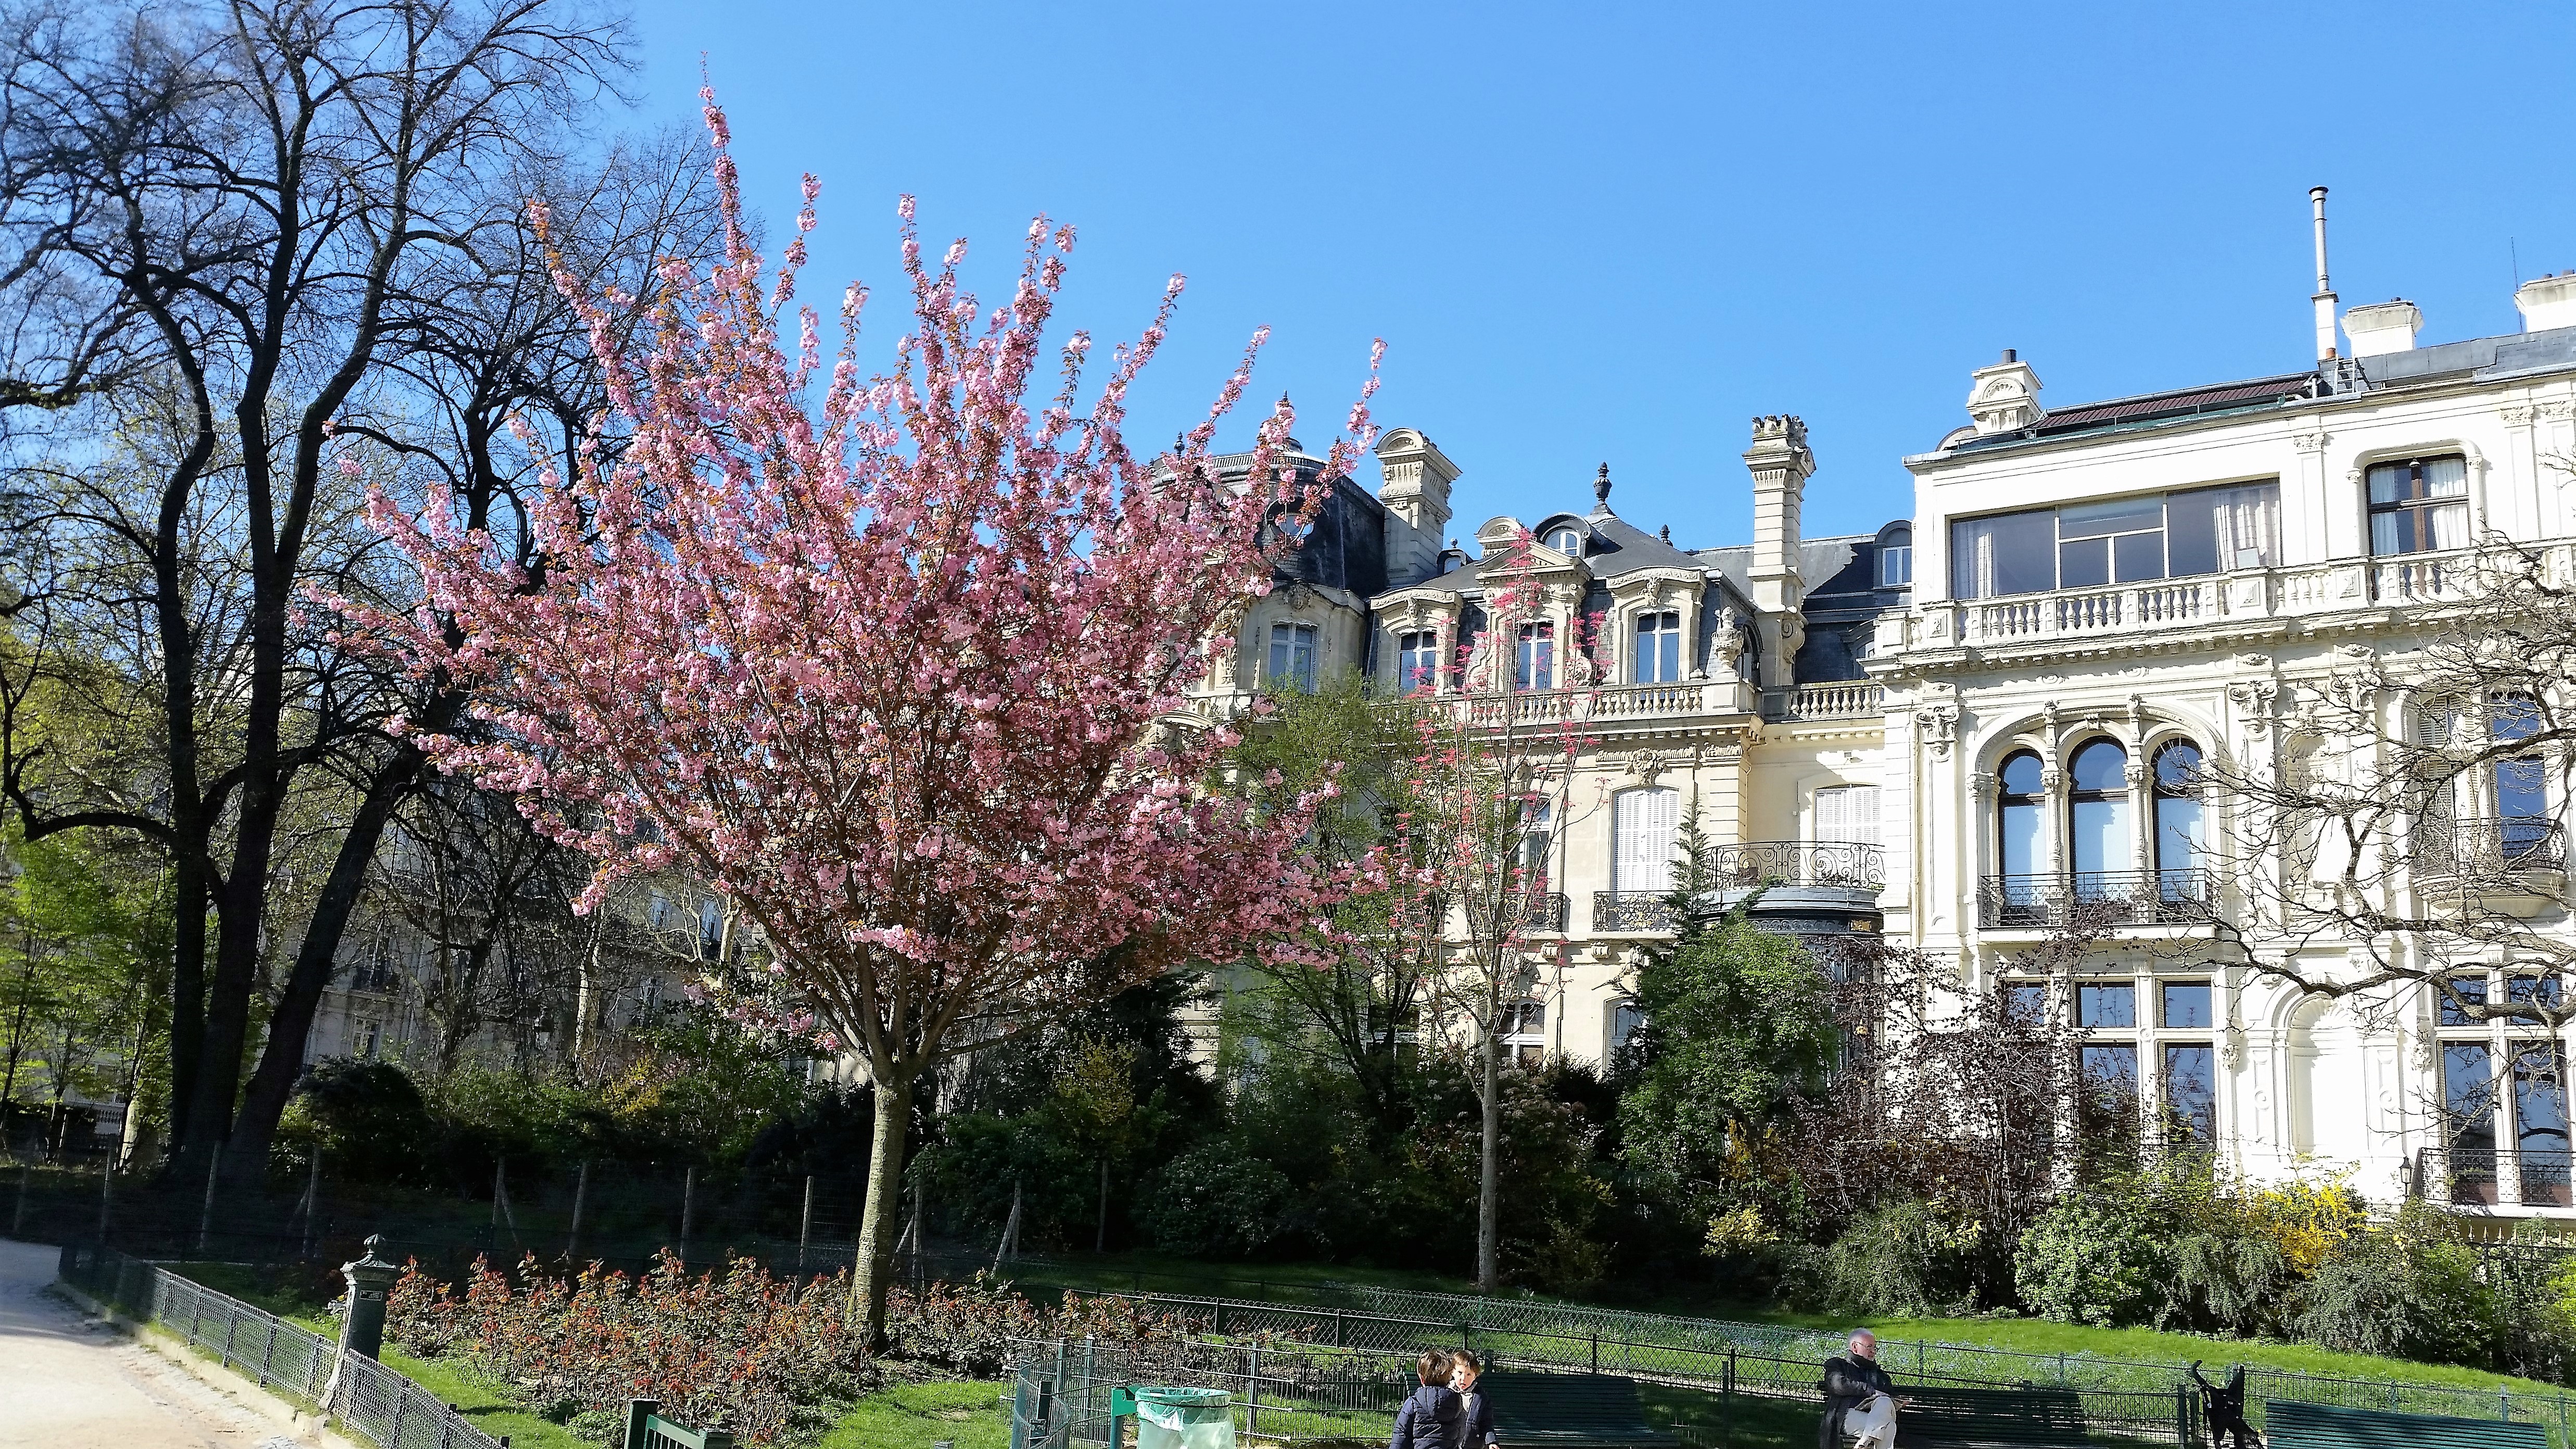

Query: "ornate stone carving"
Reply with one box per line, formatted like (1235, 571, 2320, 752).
(2542, 399, 2576, 421)
(1708, 606, 1746, 674)
(2503, 405, 2537, 428)
(1627, 749, 1672, 784)
(1916, 702, 1961, 761)
(2293, 428, 2330, 453)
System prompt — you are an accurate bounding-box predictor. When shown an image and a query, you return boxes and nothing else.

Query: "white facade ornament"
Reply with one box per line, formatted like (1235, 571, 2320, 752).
(1627, 749, 1672, 784)
(2293, 428, 2331, 453)
(1965, 351, 2045, 435)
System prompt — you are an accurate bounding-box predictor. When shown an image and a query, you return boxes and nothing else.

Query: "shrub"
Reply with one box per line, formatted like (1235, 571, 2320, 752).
(1140, 1140, 1291, 1256)
(2014, 1200, 2166, 1326)
(1806, 1199, 1982, 1317)
(387, 1251, 879, 1446)
(2294, 1204, 2494, 1367)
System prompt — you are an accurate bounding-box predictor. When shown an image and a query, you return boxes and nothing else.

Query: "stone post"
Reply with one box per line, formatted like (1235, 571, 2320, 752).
(1742, 416, 1814, 691)
(338, 1234, 400, 1360)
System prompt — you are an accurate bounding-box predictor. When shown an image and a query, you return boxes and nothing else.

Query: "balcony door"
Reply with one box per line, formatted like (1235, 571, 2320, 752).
(1613, 787, 1678, 897)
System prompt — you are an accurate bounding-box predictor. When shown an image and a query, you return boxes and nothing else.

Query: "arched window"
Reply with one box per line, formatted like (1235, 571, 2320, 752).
(1546, 526, 1583, 555)
(2068, 739, 2132, 880)
(1876, 525, 1913, 588)
(2153, 741, 2207, 900)
(1997, 751, 2044, 879)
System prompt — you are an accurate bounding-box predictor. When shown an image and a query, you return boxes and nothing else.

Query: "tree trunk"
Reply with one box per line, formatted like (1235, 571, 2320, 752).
(220, 747, 418, 1185)
(849, 1070, 914, 1347)
(1476, 996, 1501, 1290)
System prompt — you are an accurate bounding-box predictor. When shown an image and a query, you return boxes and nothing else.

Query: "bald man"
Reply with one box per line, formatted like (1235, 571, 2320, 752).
(1819, 1331, 1910, 1449)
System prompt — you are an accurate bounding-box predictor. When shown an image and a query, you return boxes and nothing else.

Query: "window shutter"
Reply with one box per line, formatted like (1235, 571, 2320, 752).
(1817, 785, 1880, 846)
(1615, 788, 1678, 894)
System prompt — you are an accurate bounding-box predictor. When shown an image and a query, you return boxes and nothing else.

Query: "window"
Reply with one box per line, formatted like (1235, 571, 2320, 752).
(1877, 529, 1913, 587)
(1501, 1000, 1547, 1070)
(1632, 611, 1682, 684)
(1608, 1000, 1645, 1059)
(1997, 751, 2044, 878)
(1951, 483, 2280, 599)
(2444, 1043, 2498, 1155)
(2153, 741, 2207, 897)
(2080, 1043, 2140, 1108)
(1516, 800, 1553, 888)
(1545, 526, 1583, 555)
(2514, 1044, 2572, 1205)
(2441, 974, 2489, 1027)
(1514, 622, 1555, 691)
(2368, 456, 2468, 557)
(1613, 787, 1679, 896)
(2493, 695, 2552, 859)
(1815, 785, 1881, 846)
(1397, 630, 1440, 695)
(2006, 981, 2050, 1023)
(699, 898, 724, 961)
(352, 1018, 382, 1060)
(2162, 1043, 2218, 1141)
(2077, 982, 2137, 1028)
(1268, 622, 1318, 692)
(2068, 739, 2134, 879)
(2161, 981, 2212, 1028)
(2510, 974, 2565, 1010)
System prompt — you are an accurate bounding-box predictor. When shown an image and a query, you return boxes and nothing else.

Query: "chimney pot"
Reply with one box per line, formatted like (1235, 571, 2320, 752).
(2343, 299, 2422, 358)
(2001, 348, 2016, 363)
(2516, 273, 2576, 333)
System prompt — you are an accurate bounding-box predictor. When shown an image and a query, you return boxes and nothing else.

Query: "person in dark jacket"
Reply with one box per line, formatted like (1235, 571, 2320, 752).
(1818, 1331, 1909, 1449)
(1392, 1349, 1461, 1449)
(1450, 1350, 1498, 1449)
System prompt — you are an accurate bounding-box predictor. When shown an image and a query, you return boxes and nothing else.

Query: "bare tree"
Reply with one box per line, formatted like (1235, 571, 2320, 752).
(0, 0, 718, 1182)
(2201, 538, 2576, 1032)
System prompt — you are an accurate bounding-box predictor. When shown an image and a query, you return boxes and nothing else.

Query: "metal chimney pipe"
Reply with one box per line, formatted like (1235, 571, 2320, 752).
(2310, 186, 2339, 362)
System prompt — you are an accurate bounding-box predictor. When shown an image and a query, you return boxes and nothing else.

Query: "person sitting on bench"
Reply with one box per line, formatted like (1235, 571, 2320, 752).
(1819, 1331, 1911, 1449)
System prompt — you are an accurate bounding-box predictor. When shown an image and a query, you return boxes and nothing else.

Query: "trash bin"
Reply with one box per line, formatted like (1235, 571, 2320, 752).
(1130, 1386, 1235, 1449)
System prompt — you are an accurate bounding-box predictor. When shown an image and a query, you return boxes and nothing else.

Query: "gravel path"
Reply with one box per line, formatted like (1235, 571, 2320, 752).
(0, 1236, 312, 1449)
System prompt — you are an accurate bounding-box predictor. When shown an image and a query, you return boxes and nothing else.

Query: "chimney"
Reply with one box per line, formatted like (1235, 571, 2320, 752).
(1965, 349, 2044, 435)
(2342, 299, 2421, 357)
(2515, 273, 2576, 333)
(2310, 186, 2339, 362)
(1744, 415, 1814, 690)
(1373, 428, 1461, 587)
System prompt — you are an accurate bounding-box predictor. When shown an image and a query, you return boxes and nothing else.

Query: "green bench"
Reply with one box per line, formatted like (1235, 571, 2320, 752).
(1882, 1385, 2091, 1448)
(1476, 1370, 1682, 1448)
(2264, 1401, 2548, 1449)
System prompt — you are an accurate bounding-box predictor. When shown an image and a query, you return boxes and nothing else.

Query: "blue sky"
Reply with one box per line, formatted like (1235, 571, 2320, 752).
(619, 3, 2576, 548)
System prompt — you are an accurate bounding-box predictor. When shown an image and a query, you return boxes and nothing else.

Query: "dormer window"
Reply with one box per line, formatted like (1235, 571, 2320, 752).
(1877, 527, 1913, 587)
(1397, 629, 1440, 695)
(1515, 622, 1555, 692)
(1545, 526, 1582, 555)
(1268, 621, 1318, 692)
(1633, 611, 1682, 683)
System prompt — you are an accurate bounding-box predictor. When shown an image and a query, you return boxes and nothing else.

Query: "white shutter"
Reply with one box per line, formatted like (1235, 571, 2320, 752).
(1817, 785, 1880, 845)
(1614, 788, 1678, 894)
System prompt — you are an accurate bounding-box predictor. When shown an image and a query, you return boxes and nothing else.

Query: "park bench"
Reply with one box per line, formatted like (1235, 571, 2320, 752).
(2264, 1401, 2548, 1449)
(1881, 1385, 2092, 1449)
(1476, 1370, 1682, 1448)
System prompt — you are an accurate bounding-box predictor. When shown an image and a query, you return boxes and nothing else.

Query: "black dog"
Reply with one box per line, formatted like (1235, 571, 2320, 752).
(2190, 1362, 2260, 1449)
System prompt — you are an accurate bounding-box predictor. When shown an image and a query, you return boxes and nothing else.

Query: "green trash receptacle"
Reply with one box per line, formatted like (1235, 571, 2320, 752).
(1128, 1386, 1234, 1449)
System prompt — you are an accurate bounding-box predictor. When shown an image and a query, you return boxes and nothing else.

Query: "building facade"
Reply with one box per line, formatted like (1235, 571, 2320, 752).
(1216, 248, 2576, 1228)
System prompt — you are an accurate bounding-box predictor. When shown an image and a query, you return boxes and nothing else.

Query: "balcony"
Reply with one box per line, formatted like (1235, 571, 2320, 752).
(1975, 869, 2218, 929)
(1893, 544, 2576, 657)
(1712, 840, 1886, 890)
(1765, 681, 1885, 722)
(1592, 892, 1678, 933)
(2410, 1144, 2574, 1208)
(1441, 678, 1753, 730)
(2415, 820, 2568, 879)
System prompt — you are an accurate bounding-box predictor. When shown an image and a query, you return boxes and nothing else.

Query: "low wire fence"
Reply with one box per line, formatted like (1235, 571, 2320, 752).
(56, 1241, 509, 1449)
(1008, 1337, 1406, 1449)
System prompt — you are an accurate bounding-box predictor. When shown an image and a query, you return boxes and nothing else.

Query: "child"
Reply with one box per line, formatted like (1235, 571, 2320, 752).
(1391, 1349, 1461, 1449)
(1450, 1350, 1498, 1449)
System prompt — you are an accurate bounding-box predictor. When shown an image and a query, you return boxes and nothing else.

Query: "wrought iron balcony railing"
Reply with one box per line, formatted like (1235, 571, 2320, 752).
(1976, 869, 2218, 929)
(1710, 840, 1886, 891)
(1592, 892, 1678, 933)
(2414, 820, 2568, 879)
(1467, 890, 1568, 935)
(2410, 1143, 2574, 1208)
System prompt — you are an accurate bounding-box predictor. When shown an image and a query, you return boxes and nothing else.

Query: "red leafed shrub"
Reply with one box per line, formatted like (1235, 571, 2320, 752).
(878, 1273, 1200, 1377)
(388, 1251, 879, 1445)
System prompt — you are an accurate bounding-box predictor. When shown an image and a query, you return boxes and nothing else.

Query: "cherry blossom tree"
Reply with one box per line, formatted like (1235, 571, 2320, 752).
(339, 92, 1378, 1339)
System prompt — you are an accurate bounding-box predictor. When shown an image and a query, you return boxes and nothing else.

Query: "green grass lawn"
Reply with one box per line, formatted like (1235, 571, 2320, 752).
(811, 1381, 1014, 1449)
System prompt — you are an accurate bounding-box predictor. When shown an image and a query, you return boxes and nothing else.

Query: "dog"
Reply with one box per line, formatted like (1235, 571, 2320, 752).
(2189, 1362, 2260, 1449)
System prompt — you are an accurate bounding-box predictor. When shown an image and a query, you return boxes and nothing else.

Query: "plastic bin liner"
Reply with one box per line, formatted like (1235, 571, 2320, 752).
(1132, 1386, 1235, 1449)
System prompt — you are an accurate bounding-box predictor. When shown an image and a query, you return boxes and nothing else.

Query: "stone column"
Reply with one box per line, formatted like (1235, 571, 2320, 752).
(338, 1235, 399, 1361)
(1742, 417, 1813, 691)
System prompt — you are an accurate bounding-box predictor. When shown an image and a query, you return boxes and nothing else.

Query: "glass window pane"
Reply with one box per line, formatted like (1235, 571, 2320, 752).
(2162, 1043, 2217, 1140)
(2058, 497, 2166, 538)
(2071, 739, 2128, 792)
(2072, 798, 2133, 874)
(2007, 983, 2048, 1023)
(2114, 531, 2167, 583)
(2509, 975, 2564, 1009)
(2001, 752, 2044, 797)
(2082, 1042, 2140, 1102)
(2077, 982, 2137, 1028)
(2166, 496, 2217, 576)
(2162, 982, 2212, 1028)
(2370, 509, 2407, 556)
(2059, 535, 2110, 589)
(2441, 976, 2489, 1027)
(2367, 461, 2415, 506)
(2001, 800, 2041, 878)
(1952, 510, 2057, 599)
(2445, 1043, 2497, 1149)
(2423, 456, 2468, 498)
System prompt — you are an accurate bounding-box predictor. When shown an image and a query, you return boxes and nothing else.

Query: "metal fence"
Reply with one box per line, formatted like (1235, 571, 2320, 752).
(1008, 1336, 1408, 1449)
(1010, 1281, 2576, 1447)
(56, 1242, 508, 1449)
